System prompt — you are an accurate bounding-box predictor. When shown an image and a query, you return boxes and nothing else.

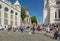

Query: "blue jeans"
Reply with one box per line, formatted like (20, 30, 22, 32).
(32, 30, 35, 34)
(54, 33, 58, 39)
(57, 34, 60, 40)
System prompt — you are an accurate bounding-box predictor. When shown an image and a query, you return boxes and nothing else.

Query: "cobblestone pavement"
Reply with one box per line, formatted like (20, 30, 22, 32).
(0, 30, 58, 41)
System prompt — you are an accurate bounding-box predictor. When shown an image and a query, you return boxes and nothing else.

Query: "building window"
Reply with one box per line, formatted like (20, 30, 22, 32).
(0, 4, 2, 9)
(55, 12, 57, 18)
(11, 21, 13, 25)
(27, 18, 28, 22)
(58, 9, 60, 18)
(4, 13, 8, 18)
(5, 7, 9, 11)
(15, 12, 18, 15)
(15, 22, 17, 25)
(11, 10, 14, 14)
(0, 11, 1, 17)
(0, 18, 1, 25)
(4, 19, 8, 25)
(11, 15, 13, 19)
(15, 16, 17, 21)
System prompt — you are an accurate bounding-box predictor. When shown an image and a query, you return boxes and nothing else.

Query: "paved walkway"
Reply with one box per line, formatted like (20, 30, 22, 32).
(0, 30, 58, 41)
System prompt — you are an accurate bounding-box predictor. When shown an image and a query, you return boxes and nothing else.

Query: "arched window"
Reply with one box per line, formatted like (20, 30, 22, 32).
(58, 9, 60, 18)
(27, 18, 28, 22)
(11, 21, 13, 25)
(0, 11, 1, 17)
(55, 12, 57, 18)
(0, 18, 1, 25)
(4, 19, 8, 25)
(15, 12, 18, 15)
(5, 7, 9, 11)
(4, 13, 8, 18)
(11, 10, 14, 14)
(0, 4, 2, 9)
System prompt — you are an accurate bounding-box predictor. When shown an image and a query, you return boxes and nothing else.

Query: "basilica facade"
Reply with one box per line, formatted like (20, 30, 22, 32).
(0, 0, 21, 28)
(43, 0, 60, 25)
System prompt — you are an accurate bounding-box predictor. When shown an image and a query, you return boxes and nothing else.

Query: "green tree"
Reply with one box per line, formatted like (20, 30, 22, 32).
(11, 2, 14, 4)
(21, 7, 26, 21)
(31, 16, 37, 25)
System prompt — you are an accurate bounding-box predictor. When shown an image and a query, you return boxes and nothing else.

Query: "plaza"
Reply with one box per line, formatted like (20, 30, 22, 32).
(0, 30, 57, 41)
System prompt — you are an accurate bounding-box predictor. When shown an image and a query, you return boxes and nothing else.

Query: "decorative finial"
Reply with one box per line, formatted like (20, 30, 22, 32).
(14, 0, 20, 6)
(2, 0, 5, 1)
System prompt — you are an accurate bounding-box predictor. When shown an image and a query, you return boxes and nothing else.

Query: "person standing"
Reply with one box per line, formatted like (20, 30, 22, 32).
(53, 26, 59, 39)
(46, 25, 50, 33)
(32, 26, 35, 34)
(37, 25, 41, 31)
(57, 27, 60, 40)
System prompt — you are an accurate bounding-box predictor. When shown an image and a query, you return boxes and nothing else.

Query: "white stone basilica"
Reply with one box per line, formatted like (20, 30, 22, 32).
(43, 0, 60, 25)
(0, 0, 21, 28)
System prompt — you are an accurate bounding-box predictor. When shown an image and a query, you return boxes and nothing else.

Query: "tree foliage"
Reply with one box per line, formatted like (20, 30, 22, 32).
(31, 16, 37, 24)
(21, 7, 26, 21)
(11, 2, 14, 4)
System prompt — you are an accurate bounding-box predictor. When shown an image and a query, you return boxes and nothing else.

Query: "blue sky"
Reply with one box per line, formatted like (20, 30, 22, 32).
(9, 0, 44, 24)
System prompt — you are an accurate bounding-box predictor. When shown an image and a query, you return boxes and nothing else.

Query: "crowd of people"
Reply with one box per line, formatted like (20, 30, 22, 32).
(18, 25, 42, 34)
(0, 25, 42, 34)
(0, 24, 60, 40)
(6, 24, 60, 40)
(45, 24, 60, 40)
